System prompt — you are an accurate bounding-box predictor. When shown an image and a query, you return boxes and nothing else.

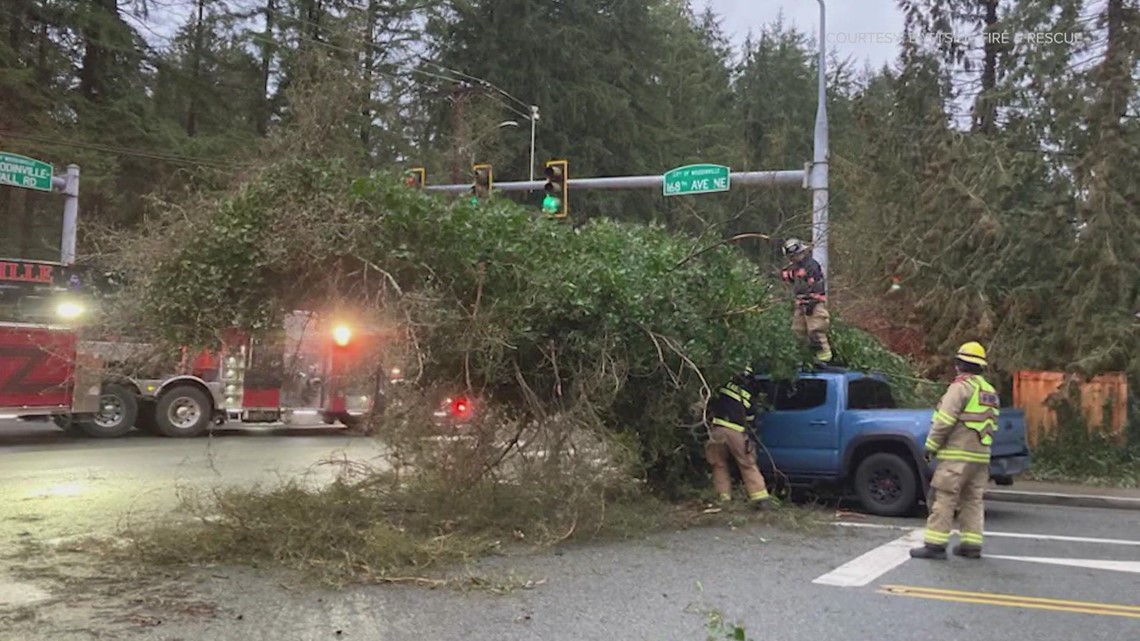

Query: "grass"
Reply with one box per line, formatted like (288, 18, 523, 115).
(1026, 426, 1140, 488)
(111, 461, 829, 589)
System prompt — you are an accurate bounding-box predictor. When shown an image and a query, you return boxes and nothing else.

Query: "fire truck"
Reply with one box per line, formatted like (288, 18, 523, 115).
(1, 257, 394, 437)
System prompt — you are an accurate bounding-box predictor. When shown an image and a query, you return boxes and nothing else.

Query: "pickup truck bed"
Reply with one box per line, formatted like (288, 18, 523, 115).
(750, 368, 1031, 516)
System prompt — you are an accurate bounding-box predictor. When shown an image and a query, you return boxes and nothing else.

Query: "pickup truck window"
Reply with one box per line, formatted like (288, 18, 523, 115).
(847, 378, 897, 410)
(762, 379, 828, 411)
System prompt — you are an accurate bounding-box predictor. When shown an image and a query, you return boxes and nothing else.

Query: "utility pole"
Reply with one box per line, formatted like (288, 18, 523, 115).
(529, 105, 539, 181)
(810, 0, 830, 284)
(449, 82, 474, 184)
(450, 83, 463, 184)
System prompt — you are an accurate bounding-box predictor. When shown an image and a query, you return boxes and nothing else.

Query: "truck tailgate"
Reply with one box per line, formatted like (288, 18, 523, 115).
(991, 407, 1029, 457)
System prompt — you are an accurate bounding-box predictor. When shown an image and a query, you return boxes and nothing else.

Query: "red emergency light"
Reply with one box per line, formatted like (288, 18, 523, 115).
(449, 396, 472, 419)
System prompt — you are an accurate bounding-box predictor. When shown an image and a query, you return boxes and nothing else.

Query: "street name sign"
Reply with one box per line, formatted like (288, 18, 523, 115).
(0, 151, 54, 192)
(663, 163, 730, 196)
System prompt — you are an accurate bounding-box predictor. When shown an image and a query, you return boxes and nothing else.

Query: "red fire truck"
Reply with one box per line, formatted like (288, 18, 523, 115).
(1, 257, 393, 437)
(0, 257, 103, 427)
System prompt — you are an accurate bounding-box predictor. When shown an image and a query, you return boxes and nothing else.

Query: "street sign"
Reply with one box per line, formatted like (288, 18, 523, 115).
(663, 163, 730, 197)
(0, 151, 54, 192)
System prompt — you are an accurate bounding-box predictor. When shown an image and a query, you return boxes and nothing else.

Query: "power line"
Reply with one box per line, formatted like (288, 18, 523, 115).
(0, 130, 242, 169)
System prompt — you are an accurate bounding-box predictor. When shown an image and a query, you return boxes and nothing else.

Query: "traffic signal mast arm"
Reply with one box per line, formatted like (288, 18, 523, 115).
(423, 169, 805, 194)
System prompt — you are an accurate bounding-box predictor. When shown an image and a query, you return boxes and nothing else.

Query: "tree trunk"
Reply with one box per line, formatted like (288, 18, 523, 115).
(256, 0, 275, 136)
(80, 0, 119, 101)
(187, 0, 206, 136)
(8, 1, 22, 56)
(973, 0, 999, 134)
(360, 0, 378, 152)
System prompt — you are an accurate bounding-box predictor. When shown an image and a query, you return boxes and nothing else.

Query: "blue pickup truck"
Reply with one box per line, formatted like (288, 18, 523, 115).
(750, 368, 1031, 516)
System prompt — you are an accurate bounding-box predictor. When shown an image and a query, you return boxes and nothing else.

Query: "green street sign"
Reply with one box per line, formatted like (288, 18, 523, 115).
(0, 151, 54, 192)
(663, 163, 730, 197)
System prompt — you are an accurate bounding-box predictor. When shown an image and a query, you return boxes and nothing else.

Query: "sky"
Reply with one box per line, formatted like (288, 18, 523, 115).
(142, 1, 910, 71)
(707, 0, 907, 70)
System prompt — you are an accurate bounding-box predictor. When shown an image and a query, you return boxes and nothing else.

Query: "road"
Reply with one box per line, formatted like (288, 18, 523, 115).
(3, 419, 1139, 641)
(0, 419, 388, 549)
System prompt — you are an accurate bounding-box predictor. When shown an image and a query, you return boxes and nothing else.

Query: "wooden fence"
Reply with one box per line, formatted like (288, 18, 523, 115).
(1012, 371, 1130, 447)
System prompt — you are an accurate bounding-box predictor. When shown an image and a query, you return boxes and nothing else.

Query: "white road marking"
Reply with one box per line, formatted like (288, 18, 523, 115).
(986, 556, 1140, 574)
(812, 528, 925, 587)
(833, 521, 1140, 546)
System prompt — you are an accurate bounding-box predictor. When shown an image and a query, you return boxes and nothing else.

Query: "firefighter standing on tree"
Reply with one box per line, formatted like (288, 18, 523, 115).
(780, 238, 831, 363)
(911, 341, 999, 561)
(705, 365, 772, 510)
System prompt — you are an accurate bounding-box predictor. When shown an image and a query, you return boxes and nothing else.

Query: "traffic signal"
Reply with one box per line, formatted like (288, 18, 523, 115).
(405, 167, 425, 189)
(471, 164, 492, 204)
(542, 159, 568, 217)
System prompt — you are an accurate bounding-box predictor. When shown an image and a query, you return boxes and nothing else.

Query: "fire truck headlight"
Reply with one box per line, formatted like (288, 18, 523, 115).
(332, 325, 352, 347)
(56, 300, 85, 320)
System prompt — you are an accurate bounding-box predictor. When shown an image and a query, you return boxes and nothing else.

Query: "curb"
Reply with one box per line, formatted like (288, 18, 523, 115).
(985, 489, 1140, 511)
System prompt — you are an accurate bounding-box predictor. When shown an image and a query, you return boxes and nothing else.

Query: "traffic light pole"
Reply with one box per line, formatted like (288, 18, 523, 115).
(55, 165, 80, 265)
(423, 169, 805, 194)
(811, 0, 830, 283)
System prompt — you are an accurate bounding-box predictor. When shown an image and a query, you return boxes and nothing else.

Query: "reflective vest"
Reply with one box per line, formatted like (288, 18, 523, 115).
(959, 375, 1000, 446)
(710, 380, 755, 432)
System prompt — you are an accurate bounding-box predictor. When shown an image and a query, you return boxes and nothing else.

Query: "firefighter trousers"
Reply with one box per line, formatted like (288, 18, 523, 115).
(705, 424, 769, 502)
(791, 302, 831, 362)
(923, 459, 989, 550)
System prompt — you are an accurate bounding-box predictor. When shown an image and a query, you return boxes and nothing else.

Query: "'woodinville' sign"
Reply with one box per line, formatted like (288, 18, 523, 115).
(0, 151, 54, 192)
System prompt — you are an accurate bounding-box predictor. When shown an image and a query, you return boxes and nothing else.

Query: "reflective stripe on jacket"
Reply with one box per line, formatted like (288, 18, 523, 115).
(925, 374, 999, 463)
(708, 375, 762, 433)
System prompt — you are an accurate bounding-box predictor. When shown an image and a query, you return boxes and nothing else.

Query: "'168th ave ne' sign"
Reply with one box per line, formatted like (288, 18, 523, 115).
(662, 163, 730, 197)
(0, 151, 54, 193)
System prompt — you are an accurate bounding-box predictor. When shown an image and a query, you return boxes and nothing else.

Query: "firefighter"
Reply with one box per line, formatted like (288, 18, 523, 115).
(779, 238, 831, 363)
(705, 365, 772, 510)
(911, 341, 999, 560)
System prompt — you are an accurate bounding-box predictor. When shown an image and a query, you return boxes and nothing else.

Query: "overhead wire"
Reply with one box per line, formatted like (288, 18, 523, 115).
(0, 130, 243, 169)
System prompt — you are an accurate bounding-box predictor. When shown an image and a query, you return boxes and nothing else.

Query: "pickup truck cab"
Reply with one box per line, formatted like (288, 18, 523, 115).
(751, 367, 1031, 516)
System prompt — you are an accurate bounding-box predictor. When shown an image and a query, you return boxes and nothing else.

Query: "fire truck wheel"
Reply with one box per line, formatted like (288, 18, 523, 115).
(79, 383, 139, 438)
(52, 414, 85, 436)
(154, 386, 213, 438)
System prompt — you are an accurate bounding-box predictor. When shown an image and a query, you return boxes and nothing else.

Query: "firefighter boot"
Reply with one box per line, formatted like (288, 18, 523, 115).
(953, 544, 982, 559)
(909, 543, 948, 560)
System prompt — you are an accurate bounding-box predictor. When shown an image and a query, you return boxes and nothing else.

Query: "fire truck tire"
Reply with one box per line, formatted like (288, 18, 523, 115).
(52, 414, 85, 435)
(154, 386, 213, 438)
(79, 383, 139, 438)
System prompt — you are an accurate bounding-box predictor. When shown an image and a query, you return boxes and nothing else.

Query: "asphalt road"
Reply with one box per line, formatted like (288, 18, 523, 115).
(0, 419, 389, 549)
(3, 419, 1139, 641)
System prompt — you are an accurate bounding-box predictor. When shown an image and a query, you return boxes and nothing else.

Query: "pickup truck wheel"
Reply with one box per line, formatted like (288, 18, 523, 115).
(854, 452, 919, 517)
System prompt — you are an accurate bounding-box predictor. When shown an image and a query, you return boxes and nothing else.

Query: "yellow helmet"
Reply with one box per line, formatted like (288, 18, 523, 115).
(956, 341, 988, 367)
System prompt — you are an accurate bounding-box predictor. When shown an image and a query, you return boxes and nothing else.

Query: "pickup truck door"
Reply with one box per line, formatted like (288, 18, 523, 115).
(755, 376, 839, 478)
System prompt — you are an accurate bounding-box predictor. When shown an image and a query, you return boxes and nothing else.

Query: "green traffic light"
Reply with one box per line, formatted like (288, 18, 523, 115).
(470, 196, 480, 206)
(542, 194, 561, 213)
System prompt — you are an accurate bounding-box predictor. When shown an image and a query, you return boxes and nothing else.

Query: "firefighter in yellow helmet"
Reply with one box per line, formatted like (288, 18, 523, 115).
(911, 341, 999, 560)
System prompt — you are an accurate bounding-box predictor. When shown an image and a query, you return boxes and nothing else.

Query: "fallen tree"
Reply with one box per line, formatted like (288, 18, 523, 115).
(108, 157, 923, 493)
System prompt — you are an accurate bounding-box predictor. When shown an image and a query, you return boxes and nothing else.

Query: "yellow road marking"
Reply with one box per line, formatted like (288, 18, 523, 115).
(879, 585, 1140, 619)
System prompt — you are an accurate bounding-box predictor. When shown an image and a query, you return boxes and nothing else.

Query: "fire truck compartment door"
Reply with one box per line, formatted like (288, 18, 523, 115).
(0, 323, 77, 411)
